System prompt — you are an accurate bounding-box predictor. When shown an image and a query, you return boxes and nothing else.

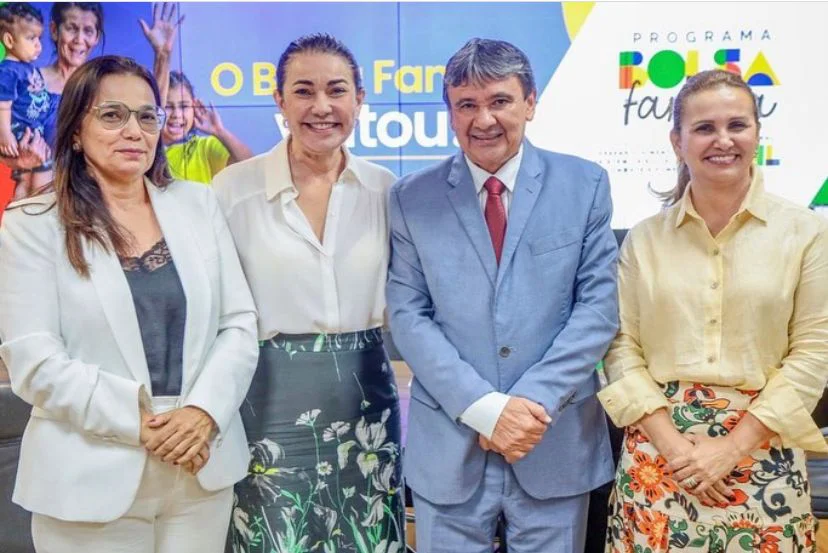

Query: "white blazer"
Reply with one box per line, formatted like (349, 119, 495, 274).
(0, 179, 259, 522)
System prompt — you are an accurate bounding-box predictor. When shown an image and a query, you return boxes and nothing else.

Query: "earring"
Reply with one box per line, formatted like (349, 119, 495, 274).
(72, 142, 81, 152)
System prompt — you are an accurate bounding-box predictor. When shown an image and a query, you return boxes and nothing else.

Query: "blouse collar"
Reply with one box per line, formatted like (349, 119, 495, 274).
(264, 138, 367, 201)
(674, 165, 768, 228)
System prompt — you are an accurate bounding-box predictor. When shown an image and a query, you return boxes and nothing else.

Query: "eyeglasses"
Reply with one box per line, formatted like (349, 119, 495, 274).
(90, 101, 167, 133)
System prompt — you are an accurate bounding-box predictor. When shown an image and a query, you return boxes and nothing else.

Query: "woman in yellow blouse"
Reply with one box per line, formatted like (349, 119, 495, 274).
(599, 69, 828, 552)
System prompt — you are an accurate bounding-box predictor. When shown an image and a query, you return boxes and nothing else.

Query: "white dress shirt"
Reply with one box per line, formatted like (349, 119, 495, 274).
(458, 147, 527, 439)
(212, 139, 396, 338)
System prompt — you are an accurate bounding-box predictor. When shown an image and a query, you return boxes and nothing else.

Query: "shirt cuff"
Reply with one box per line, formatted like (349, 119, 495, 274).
(459, 392, 511, 439)
(747, 372, 828, 453)
(597, 369, 670, 428)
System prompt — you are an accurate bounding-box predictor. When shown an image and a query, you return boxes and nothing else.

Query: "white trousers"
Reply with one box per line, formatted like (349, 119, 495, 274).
(31, 397, 233, 553)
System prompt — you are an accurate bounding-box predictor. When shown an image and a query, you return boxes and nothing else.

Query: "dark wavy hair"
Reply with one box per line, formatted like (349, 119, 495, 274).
(49, 2, 105, 54)
(55, 55, 172, 277)
(276, 33, 363, 97)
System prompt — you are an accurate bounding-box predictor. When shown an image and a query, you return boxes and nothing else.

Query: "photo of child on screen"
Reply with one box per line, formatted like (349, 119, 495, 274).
(0, 3, 51, 200)
(162, 71, 252, 184)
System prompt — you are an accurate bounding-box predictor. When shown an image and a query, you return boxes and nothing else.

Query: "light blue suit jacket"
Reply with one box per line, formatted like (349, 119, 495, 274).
(387, 140, 618, 504)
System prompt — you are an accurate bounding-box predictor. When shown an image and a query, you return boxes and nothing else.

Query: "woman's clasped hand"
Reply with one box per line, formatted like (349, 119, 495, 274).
(140, 406, 216, 475)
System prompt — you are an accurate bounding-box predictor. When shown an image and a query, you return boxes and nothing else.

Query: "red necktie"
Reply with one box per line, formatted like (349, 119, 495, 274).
(484, 176, 507, 264)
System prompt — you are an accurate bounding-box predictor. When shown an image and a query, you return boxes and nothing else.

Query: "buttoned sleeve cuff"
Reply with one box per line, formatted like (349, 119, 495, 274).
(459, 392, 511, 439)
(747, 372, 828, 453)
(597, 369, 669, 428)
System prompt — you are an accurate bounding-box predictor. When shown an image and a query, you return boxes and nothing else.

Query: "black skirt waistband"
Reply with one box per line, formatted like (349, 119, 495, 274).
(261, 328, 383, 353)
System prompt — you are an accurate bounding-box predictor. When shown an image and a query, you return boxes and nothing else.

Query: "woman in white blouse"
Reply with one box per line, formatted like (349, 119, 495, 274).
(212, 34, 403, 553)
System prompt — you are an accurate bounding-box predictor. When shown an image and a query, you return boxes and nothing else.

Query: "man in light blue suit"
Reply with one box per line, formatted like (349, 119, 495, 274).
(387, 39, 619, 552)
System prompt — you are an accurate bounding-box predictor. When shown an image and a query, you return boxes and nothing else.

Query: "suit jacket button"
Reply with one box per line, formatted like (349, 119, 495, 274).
(499, 346, 511, 358)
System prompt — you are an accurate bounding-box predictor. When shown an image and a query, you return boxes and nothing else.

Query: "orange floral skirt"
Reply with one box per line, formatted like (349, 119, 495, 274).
(605, 381, 817, 553)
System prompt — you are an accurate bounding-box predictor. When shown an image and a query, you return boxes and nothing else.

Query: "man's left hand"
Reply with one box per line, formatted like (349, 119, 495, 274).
(478, 433, 535, 464)
(481, 396, 551, 463)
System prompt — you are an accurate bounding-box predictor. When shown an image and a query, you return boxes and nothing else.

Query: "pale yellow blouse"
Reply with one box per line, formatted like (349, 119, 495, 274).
(598, 169, 828, 452)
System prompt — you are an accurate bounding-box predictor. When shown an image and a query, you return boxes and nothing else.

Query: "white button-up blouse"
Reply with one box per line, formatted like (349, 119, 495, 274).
(212, 139, 397, 338)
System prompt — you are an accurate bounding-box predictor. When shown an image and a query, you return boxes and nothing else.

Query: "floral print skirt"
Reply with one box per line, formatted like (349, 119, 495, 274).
(606, 381, 817, 553)
(230, 329, 405, 553)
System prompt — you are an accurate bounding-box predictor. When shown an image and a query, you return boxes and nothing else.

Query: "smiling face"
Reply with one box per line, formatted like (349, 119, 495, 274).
(671, 85, 759, 189)
(51, 6, 100, 68)
(77, 73, 160, 188)
(274, 51, 363, 156)
(162, 83, 195, 144)
(447, 75, 535, 174)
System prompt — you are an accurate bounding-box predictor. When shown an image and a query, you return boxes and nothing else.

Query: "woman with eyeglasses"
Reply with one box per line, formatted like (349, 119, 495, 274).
(0, 55, 259, 553)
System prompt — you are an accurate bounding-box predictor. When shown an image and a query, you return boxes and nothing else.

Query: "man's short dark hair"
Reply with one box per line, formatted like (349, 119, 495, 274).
(442, 38, 536, 106)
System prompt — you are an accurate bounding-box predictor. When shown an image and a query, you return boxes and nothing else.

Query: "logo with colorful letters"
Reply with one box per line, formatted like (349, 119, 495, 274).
(619, 49, 780, 89)
(618, 45, 781, 166)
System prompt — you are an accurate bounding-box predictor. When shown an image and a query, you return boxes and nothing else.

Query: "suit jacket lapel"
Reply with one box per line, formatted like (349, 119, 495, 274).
(147, 181, 209, 396)
(85, 232, 151, 389)
(446, 153, 497, 286)
(497, 141, 543, 290)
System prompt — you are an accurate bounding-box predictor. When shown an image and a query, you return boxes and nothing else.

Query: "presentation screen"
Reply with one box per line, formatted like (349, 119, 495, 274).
(2, 2, 825, 228)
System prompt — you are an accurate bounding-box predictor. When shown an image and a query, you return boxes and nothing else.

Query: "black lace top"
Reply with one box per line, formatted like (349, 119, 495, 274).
(120, 238, 186, 397)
